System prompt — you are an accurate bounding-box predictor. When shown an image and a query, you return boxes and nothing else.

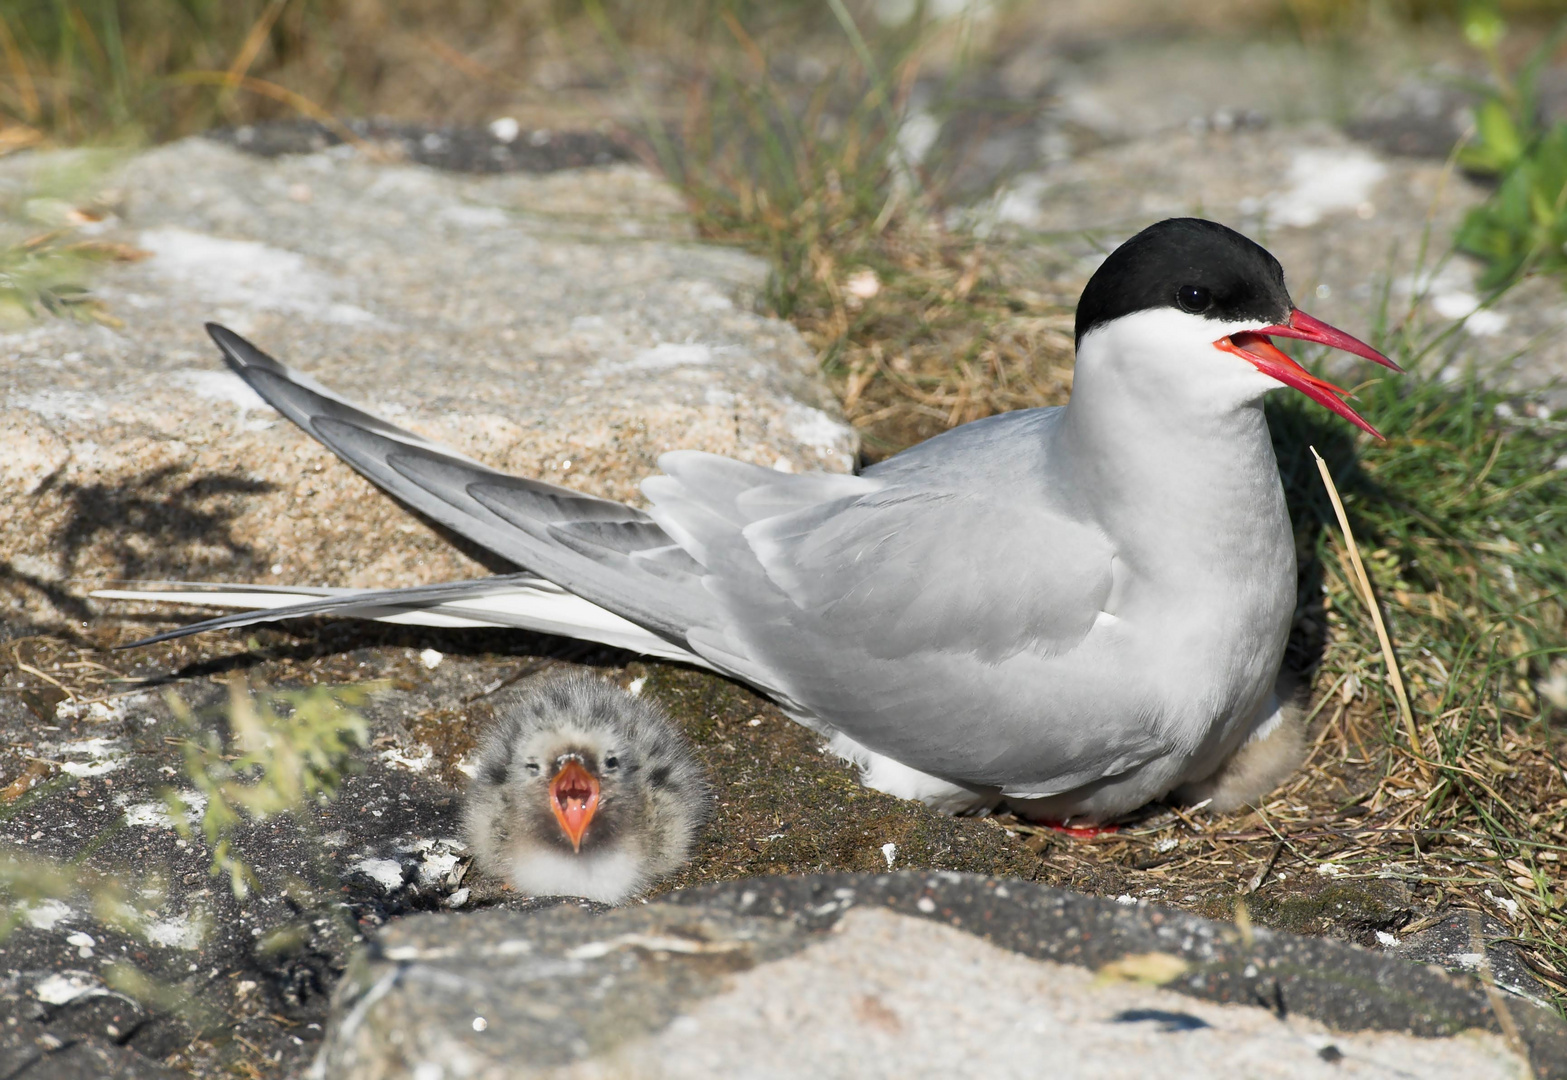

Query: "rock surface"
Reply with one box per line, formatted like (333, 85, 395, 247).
(0, 640, 612, 1078)
(315, 872, 1563, 1079)
(0, 137, 856, 633)
(1390, 909, 1555, 1009)
(206, 119, 634, 175)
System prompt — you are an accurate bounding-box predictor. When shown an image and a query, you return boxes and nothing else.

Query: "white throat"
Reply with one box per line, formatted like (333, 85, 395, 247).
(1054, 306, 1296, 592)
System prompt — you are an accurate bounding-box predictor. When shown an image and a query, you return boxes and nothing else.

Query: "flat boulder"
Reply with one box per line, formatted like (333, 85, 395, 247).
(0, 138, 856, 632)
(314, 872, 1565, 1079)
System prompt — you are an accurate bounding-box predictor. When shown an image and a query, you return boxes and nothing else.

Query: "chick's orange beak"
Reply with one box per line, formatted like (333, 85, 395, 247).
(1215, 307, 1402, 440)
(549, 759, 600, 852)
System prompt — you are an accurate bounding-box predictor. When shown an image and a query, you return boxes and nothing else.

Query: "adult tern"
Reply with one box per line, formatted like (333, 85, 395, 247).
(98, 218, 1399, 824)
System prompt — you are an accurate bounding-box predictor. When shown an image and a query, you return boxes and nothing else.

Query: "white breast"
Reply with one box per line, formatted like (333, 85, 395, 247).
(509, 844, 649, 904)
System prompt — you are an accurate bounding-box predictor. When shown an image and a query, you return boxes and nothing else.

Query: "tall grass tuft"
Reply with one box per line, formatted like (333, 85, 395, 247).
(165, 678, 376, 898)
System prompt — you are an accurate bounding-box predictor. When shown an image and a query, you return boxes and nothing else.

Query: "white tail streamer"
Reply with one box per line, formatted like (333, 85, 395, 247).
(92, 580, 708, 667)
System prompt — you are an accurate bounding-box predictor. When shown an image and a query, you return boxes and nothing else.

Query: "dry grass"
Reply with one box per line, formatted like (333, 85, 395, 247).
(758, 223, 1080, 456)
(0, 1, 840, 145)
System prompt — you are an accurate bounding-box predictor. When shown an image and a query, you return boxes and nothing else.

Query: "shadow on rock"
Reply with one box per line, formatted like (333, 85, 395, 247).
(57, 466, 275, 582)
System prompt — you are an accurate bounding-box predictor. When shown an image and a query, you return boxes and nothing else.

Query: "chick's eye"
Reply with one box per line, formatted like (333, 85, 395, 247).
(525, 761, 541, 774)
(1176, 285, 1212, 314)
(603, 755, 619, 770)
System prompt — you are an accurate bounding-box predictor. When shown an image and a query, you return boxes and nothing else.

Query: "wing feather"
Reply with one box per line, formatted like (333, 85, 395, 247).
(205, 324, 714, 650)
(643, 462, 1162, 789)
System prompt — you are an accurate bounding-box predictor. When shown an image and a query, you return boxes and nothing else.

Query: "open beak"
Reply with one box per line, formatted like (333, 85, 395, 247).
(549, 758, 600, 853)
(1215, 307, 1402, 440)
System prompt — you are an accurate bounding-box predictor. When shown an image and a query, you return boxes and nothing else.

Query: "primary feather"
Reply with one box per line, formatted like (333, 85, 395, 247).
(97, 576, 707, 663)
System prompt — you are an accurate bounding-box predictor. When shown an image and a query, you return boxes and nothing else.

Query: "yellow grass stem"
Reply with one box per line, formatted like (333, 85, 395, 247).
(1469, 910, 1534, 1077)
(0, 122, 42, 156)
(0, 14, 40, 121)
(224, 0, 291, 90)
(1310, 446, 1432, 784)
(13, 660, 76, 702)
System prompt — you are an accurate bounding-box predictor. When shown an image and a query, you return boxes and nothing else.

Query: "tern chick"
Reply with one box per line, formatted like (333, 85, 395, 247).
(462, 676, 711, 904)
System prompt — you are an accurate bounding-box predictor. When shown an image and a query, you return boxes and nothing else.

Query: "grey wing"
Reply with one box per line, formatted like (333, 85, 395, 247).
(205, 325, 716, 653)
(645, 460, 1170, 791)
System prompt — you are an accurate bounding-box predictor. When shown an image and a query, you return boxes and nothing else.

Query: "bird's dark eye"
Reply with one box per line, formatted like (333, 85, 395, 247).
(525, 761, 541, 774)
(603, 755, 619, 770)
(1176, 285, 1212, 314)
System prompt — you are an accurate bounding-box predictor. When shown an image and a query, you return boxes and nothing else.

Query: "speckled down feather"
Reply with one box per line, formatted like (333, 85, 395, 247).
(462, 677, 711, 904)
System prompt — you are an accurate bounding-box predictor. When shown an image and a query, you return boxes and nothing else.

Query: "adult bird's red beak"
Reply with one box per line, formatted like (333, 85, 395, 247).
(549, 758, 600, 853)
(1215, 307, 1403, 440)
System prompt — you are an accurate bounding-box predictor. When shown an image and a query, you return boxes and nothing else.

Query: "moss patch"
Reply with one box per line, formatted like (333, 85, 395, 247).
(1221, 881, 1414, 947)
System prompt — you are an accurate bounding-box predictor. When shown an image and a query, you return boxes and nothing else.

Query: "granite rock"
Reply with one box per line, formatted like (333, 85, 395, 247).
(0, 1017, 183, 1080)
(0, 137, 856, 633)
(314, 872, 1564, 1080)
(0, 640, 612, 1078)
(206, 119, 635, 175)
(1388, 908, 1554, 1008)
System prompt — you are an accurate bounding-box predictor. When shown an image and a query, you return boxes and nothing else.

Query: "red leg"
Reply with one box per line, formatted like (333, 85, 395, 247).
(1036, 819, 1120, 838)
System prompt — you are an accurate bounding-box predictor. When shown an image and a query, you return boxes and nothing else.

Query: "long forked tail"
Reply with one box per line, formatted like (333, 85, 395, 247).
(93, 324, 758, 669)
(92, 576, 708, 665)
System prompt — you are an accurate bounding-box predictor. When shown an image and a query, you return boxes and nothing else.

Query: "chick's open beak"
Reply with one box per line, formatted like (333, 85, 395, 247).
(1215, 307, 1402, 441)
(549, 758, 600, 853)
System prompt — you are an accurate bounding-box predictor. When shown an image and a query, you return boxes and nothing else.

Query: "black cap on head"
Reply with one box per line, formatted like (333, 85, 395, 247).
(1074, 218, 1293, 346)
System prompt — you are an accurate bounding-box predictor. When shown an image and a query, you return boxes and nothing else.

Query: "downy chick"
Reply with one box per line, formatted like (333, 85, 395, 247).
(462, 676, 711, 904)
